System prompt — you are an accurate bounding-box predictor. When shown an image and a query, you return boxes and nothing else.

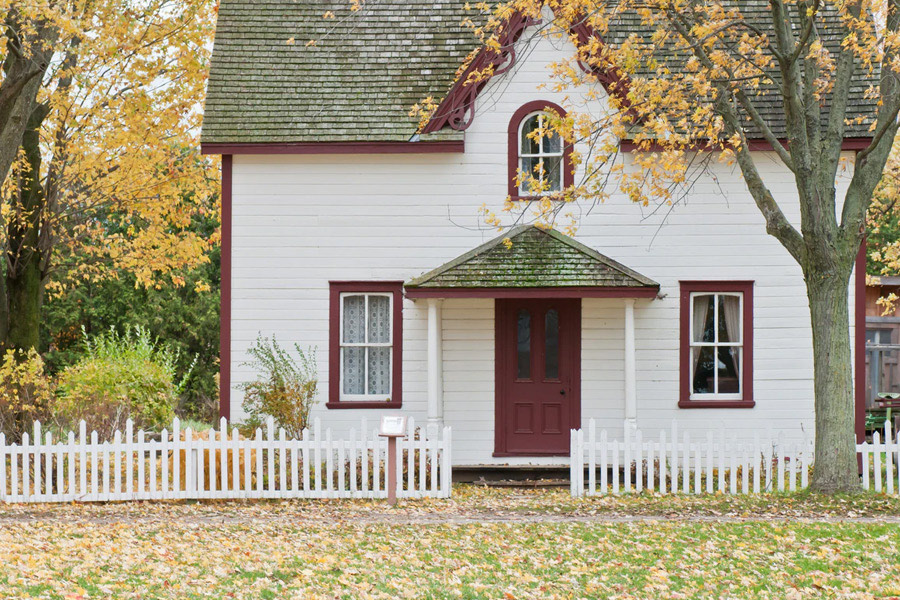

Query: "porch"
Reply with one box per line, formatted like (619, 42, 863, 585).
(404, 225, 660, 461)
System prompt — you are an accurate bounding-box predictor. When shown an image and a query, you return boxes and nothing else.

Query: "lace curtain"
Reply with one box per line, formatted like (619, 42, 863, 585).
(342, 294, 391, 396)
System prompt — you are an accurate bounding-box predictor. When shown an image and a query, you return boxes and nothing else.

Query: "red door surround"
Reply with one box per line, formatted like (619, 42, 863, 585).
(495, 298, 581, 456)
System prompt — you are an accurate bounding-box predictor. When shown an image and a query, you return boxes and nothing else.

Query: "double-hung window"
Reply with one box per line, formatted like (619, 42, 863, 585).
(679, 281, 754, 408)
(328, 282, 402, 408)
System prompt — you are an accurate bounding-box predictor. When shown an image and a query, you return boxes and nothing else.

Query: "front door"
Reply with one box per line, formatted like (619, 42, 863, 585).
(495, 298, 581, 455)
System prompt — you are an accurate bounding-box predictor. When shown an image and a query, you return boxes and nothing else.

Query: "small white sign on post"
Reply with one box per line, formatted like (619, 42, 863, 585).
(379, 416, 407, 438)
(379, 415, 408, 505)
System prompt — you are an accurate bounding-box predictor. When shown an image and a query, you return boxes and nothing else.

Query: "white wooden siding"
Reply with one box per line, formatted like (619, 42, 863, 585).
(229, 26, 856, 464)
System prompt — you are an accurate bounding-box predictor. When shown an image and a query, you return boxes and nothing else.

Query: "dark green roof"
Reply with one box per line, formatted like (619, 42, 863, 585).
(202, 0, 877, 144)
(606, 0, 876, 139)
(202, 0, 477, 144)
(405, 226, 659, 289)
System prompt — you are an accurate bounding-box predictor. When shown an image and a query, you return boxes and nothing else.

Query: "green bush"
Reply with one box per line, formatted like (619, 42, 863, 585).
(0, 349, 55, 443)
(239, 335, 317, 438)
(56, 327, 189, 438)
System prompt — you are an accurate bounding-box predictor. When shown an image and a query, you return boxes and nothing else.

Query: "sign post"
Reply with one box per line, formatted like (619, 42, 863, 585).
(379, 416, 407, 505)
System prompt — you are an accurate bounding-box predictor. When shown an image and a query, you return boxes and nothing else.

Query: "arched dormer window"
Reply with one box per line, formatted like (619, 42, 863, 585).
(507, 101, 573, 200)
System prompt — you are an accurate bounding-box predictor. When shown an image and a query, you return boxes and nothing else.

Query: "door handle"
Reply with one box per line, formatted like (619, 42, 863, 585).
(560, 389, 566, 396)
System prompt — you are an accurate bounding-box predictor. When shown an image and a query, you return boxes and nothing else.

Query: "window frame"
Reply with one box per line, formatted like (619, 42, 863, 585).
(328, 281, 403, 409)
(507, 101, 574, 201)
(679, 281, 754, 408)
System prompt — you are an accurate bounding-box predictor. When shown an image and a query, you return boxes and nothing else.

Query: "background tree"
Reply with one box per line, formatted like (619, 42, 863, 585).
(1, 0, 218, 354)
(455, 0, 900, 492)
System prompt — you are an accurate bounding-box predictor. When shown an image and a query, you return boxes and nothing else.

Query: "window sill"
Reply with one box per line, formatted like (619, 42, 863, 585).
(678, 399, 755, 409)
(510, 194, 565, 202)
(326, 401, 402, 410)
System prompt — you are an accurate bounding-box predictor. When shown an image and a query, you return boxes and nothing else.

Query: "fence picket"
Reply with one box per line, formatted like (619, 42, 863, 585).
(302, 428, 311, 495)
(886, 421, 895, 495)
(682, 432, 690, 494)
(635, 429, 643, 493)
(729, 442, 737, 495)
(693, 440, 701, 494)
(670, 421, 677, 494)
(611, 437, 620, 495)
(741, 442, 749, 495)
(599, 428, 608, 495)
(0, 433, 5, 501)
(753, 432, 761, 494)
(623, 426, 631, 493)
(874, 430, 883, 493)
(659, 430, 667, 495)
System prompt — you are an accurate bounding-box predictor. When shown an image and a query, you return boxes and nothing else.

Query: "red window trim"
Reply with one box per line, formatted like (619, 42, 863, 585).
(507, 101, 575, 201)
(327, 281, 404, 409)
(679, 281, 755, 409)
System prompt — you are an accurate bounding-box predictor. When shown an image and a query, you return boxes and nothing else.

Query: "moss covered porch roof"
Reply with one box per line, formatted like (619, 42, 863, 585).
(405, 226, 659, 293)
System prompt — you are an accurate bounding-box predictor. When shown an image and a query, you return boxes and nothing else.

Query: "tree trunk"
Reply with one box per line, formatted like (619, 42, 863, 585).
(806, 266, 860, 493)
(4, 106, 47, 353)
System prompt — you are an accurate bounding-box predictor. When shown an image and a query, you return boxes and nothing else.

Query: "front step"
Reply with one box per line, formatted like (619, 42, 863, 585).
(452, 464, 570, 483)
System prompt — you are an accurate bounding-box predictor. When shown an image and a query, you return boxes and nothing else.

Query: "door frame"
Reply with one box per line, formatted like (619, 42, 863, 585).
(493, 298, 582, 456)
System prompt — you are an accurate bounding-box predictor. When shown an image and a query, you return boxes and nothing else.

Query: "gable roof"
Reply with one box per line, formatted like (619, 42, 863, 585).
(405, 225, 659, 291)
(202, 1, 877, 147)
(201, 0, 478, 146)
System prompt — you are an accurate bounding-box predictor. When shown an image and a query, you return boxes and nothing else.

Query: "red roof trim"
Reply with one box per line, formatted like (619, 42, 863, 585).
(620, 137, 874, 153)
(219, 155, 233, 421)
(855, 242, 866, 443)
(405, 286, 659, 299)
(201, 141, 464, 156)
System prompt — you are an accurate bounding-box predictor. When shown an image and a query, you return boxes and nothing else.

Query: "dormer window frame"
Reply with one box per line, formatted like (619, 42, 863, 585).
(507, 101, 574, 201)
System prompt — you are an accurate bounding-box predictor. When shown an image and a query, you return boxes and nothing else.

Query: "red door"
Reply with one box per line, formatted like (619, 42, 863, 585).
(495, 298, 581, 455)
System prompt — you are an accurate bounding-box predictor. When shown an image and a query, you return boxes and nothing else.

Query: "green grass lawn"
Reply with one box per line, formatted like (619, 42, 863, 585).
(1, 487, 899, 599)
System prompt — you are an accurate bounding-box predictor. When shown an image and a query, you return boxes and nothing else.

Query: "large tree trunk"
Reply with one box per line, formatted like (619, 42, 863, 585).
(4, 106, 48, 353)
(806, 264, 860, 493)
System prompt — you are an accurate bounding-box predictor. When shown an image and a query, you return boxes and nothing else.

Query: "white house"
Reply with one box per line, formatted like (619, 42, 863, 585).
(201, 1, 870, 466)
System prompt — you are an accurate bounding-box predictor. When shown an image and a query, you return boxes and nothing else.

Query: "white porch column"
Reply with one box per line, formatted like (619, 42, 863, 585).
(426, 298, 444, 428)
(624, 298, 637, 434)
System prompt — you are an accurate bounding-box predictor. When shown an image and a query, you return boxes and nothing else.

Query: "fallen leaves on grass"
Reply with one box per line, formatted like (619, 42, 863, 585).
(0, 487, 899, 599)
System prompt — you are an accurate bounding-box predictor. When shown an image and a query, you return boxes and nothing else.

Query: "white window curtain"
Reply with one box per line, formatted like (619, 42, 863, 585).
(721, 295, 742, 373)
(341, 293, 392, 399)
(692, 295, 711, 375)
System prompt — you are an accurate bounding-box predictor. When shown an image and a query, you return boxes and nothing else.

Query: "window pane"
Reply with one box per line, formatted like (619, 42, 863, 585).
(367, 295, 391, 343)
(546, 156, 562, 191)
(719, 294, 741, 343)
(367, 347, 391, 395)
(543, 128, 562, 154)
(342, 295, 365, 344)
(545, 309, 559, 380)
(520, 115, 541, 154)
(519, 156, 540, 193)
(718, 347, 740, 393)
(342, 347, 365, 395)
(691, 346, 715, 394)
(517, 309, 531, 379)
(692, 295, 715, 343)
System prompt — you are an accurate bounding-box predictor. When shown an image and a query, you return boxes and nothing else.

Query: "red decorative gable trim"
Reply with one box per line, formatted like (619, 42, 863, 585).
(422, 14, 633, 135)
(422, 12, 537, 134)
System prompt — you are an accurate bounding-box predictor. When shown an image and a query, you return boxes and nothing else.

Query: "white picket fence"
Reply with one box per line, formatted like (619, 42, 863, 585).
(571, 419, 900, 496)
(0, 417, 452, 503)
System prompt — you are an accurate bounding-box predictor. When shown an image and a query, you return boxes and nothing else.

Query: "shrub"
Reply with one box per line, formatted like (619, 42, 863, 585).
(239, 335, 317, 438)
(55, 327, 187, 438)
(0, 349, 55, 443)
